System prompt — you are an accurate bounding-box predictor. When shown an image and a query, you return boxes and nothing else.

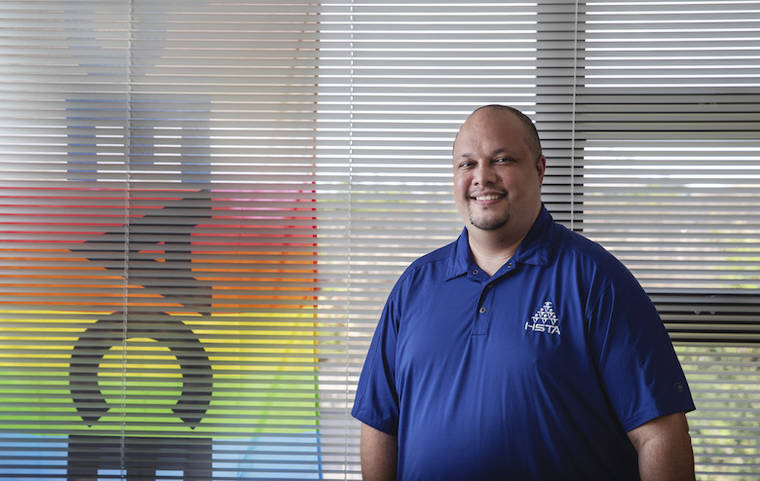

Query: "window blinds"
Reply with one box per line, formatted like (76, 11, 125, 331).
(573, 3, 760, 477)
(0, 0, 758, 480)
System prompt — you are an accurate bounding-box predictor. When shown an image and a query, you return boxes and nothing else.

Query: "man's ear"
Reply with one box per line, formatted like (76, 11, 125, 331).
(536, 155, 547, 184)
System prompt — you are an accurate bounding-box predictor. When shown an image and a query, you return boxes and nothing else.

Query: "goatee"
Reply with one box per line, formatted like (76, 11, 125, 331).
(468, 209, 510, 231)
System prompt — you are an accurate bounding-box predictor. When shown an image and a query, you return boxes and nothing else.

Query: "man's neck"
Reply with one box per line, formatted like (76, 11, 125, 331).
(467, 230, 525, 276)
(466, 205, 542, 276)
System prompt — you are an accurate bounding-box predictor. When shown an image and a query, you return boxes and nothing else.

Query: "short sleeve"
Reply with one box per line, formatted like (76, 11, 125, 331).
(587, 261, 695, 432)
(351, 286, 401, 435)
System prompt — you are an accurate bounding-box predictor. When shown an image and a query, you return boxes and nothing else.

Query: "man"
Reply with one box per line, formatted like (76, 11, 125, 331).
(351, 105, 696, 480)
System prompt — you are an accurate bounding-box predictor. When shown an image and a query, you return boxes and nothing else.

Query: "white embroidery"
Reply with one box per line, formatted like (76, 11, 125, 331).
(524, 301, 560, 335)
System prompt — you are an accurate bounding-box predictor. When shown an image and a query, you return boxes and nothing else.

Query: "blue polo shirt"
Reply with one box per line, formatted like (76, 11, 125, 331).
(352, 205, 695, 481)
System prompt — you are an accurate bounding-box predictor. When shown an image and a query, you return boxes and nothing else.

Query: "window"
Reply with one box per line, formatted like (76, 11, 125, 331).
(0, 1, 757, 479)
(576, 3, 760, 477)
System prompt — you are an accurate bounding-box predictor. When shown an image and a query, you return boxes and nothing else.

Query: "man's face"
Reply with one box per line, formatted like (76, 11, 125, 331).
(452, 109, 546, 237)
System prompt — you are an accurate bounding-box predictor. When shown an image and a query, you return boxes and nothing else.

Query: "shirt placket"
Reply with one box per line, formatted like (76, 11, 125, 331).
(470, 260, 516, 336)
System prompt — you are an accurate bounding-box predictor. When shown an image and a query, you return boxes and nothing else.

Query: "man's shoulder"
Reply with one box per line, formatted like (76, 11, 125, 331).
(550, 221, 631, 277)
(396, 238, 458, 285)
(406, 239, 457, 273)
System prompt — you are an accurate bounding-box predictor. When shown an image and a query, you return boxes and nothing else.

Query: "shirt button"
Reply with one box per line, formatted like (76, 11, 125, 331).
(479, 306, 487, 314)
(472, 269, 479, 276)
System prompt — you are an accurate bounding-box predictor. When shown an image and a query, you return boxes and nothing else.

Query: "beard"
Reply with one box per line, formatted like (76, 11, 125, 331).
(467, 205, 510, 231)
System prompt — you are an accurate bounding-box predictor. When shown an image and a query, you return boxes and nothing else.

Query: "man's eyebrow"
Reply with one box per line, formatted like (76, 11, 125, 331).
(457, 148, 514, 159)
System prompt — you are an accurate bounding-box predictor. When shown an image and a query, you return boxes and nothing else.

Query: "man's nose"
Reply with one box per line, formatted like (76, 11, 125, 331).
(473, 162, 497, 185)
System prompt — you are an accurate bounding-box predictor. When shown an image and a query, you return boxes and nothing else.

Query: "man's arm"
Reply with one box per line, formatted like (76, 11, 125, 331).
(627, 411, 695, 481)
(360, 423, 397, 481)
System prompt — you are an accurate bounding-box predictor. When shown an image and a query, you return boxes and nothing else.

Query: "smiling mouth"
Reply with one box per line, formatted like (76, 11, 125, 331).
(470, 193, 506, 202)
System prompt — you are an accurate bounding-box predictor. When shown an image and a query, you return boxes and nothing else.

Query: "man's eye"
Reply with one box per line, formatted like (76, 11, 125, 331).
(493, 157, 515, 164)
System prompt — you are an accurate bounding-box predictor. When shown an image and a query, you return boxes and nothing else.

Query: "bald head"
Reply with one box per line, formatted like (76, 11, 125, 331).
(455, 105, 543, 161)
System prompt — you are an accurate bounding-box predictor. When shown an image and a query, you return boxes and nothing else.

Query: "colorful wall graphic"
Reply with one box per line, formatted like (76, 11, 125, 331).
(0, 184, 322, 478)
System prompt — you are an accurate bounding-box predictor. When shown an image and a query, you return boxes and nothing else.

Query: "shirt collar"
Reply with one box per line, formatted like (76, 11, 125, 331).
(512, 204, 554, 267)
(445, 204, 555, 280)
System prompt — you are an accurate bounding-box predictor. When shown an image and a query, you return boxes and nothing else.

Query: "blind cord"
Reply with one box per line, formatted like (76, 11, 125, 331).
(121, 0, 134, 474)
(570, 0, 579, 232)
(345, 1, 355, 479)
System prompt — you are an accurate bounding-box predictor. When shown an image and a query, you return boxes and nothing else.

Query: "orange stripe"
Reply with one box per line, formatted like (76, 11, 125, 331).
(0, 248, 70, 253)
(213, 295, 317, 300)
(1, 257, 94, 262)
(3, 266, 109, 271)
(0, 292, 166, 298)
(193, 268, 317, 273)
(211, 286, 317, 291)
(197, 251, 316, 256)
(0, 301, 183, 307)
(191, 259, 317, 265)
(0, 275, 122, 280)
(0, 284, 143, 289)
(197, 277, 316, 283)
(209, 303, 316, 309)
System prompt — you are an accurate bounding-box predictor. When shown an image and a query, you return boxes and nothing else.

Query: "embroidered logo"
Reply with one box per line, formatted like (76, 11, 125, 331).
(524, 301, 560, 335)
